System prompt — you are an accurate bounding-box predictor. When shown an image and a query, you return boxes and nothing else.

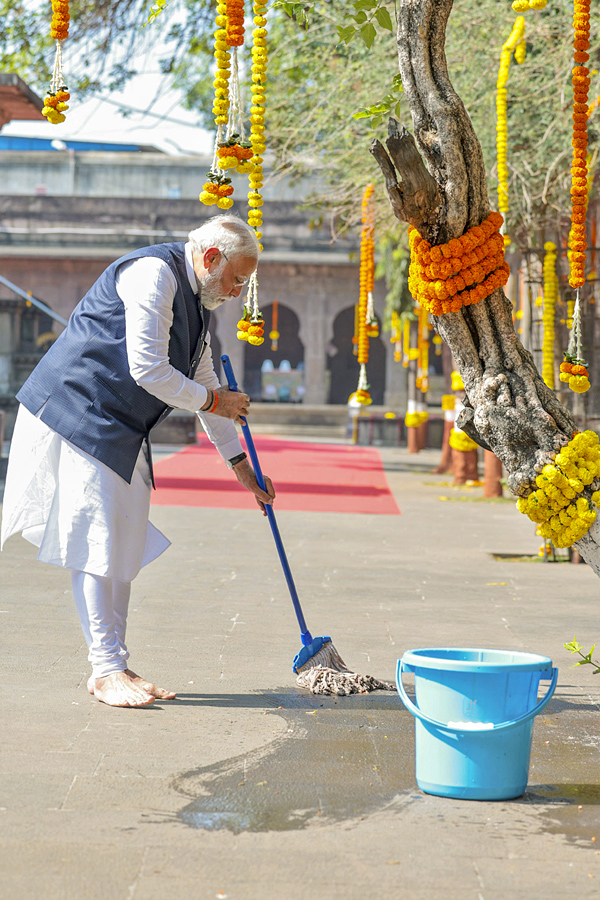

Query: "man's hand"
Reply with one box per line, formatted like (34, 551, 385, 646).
(209, 387, 250, 423)
(232, 459, 275, 515)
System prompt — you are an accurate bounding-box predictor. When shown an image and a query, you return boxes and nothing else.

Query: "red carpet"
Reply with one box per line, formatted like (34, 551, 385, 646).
(151, 435, 400, 515)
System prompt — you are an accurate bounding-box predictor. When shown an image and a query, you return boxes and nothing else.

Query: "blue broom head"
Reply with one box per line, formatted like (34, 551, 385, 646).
(293, 635, 332, 673)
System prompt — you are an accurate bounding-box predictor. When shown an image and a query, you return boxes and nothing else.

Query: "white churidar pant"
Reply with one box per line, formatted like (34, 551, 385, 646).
(71, 570, 132, 677)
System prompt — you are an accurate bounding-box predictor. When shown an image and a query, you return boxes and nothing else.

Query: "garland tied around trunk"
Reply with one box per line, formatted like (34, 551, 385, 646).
(516, 430, 600, 547)
(449, 428, 479, 452)
(42, 0, 70, 124)
(408, 211, 510, 315)
(349, 184, 375, 406)
(541, 241, 557, 389)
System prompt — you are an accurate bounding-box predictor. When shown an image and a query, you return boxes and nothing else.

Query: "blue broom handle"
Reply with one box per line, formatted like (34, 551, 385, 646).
(221, 355, 313, 644)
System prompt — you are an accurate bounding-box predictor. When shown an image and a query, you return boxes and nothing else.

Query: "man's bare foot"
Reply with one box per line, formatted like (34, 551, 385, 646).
(124, 669, 176, 701)
(86, 671, 155, 707)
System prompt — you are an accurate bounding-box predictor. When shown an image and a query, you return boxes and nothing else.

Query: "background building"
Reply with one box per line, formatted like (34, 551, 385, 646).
(0, 142, 409, 436)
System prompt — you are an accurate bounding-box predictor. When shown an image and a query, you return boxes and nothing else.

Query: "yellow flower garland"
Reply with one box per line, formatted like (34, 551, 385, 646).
(516, 430, 600, 547)
(449, 428, 479, 453)
(247, 2, 268, 249)
(42, 0, 70, 124)
(451, 369, 464, 392)
(541, 241, 557, 389)
(405, 411, 428, 428)
(350, 184, 375, 406)
(497, 17, 526, 238)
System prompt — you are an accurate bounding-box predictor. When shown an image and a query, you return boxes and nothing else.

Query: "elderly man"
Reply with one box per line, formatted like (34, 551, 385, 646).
(1, 214, 275, 708)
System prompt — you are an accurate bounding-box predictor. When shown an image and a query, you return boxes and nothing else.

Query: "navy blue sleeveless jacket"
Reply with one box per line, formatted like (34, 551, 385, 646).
(17, 243, 210, 483)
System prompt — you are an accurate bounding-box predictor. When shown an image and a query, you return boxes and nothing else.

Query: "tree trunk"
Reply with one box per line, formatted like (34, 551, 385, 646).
(370, 0, 600, 576)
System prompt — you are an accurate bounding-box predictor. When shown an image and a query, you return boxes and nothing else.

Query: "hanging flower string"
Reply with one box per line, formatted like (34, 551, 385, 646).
(42, 0, 71, 124)
(200, 0, 255, 210)
(568, 0, 591, 292)
(236, 271, 264, 346)
(269, 299, 279, 350)
(408, 211, 510, 315)
(560, 293, 591, 393)
(541, 241, 557, 390)
(496, 16, 526, 244)
(247, 1, 268, 251)
(561, 0, 592, 394)
(349, 184, 375, 406)
(199, 1, 233, 207)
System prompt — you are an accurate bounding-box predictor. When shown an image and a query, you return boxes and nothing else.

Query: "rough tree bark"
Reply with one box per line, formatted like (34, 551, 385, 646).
(370, 0, 600, 575)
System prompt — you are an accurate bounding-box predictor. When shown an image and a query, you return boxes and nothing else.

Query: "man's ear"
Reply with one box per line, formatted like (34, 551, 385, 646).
(203, 247, 220, 268)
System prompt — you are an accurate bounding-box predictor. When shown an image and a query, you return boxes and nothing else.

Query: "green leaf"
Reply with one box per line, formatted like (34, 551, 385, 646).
(564, 639, 583, 653)
(353, 10, 368, 24)
(374, 7, 393, 31)
(336, 24, 356, 44)
(352, 107, 375, 119)
(144, 0, 169, 27)
(392, 73, 404, 92)
(360, 22, 376, 48)
(353, 0, 377, 9)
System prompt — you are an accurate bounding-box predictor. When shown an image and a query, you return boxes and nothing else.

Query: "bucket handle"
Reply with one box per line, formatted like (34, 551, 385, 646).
(396, 658, 558, 734)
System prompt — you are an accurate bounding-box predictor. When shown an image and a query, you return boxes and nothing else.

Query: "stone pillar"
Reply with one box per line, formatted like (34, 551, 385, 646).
(0, 302, 14, 395)
(384, 346, 407, 409)
(300, 289, 327, 404)
(483, 450, 503, 498)
(214, 299, 245, 387)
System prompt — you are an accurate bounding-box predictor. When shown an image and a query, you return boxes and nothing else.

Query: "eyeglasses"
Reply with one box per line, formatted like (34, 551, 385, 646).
(220, 250, 250, 287)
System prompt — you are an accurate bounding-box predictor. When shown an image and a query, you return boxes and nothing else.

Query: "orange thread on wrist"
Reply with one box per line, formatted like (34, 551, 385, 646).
(208, 390, 219, 413)
(408, 211, 510, 315)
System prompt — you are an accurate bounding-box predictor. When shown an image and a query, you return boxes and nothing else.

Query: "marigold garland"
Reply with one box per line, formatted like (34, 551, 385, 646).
(516, 430, 600, 547)
(247, 2, 268, 251)
(350, 184, 376, 406)
(511, 0, 546, 9)
(449, 428, 479, 453)
(568, 0, 591, 290)
(408, 211, 510, 315)
(541, 241, 558, 389)
(42, 0, 71, 125)
(496, 16, 526, 240)
(405, 410, 428, 428)
(451, 369, 465, 392)
(559, 359, 590, 393)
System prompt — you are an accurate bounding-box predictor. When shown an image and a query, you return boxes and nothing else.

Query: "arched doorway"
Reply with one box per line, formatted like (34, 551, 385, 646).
(244, 303, 305, 401)
(327, 306, 386, 405)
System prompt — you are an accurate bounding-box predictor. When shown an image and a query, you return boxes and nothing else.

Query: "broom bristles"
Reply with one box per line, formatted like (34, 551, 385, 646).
(295, 641, 395, 696)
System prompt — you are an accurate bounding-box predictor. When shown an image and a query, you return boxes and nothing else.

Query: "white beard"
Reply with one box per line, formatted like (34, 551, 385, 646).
(197, 258, 228, 310)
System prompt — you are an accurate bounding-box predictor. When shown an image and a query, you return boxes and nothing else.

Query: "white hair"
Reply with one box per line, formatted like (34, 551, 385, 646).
(188, 215, 260, 261)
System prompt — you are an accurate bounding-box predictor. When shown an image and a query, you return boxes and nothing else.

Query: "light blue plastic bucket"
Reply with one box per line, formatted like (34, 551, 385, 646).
(396, 648, 558, 800)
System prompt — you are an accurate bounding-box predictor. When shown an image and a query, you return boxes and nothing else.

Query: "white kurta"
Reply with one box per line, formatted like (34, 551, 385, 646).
(0, 243, 244, 582)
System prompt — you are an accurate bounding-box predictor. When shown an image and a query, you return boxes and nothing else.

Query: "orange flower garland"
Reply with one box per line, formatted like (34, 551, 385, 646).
(408, 211, 510, 315)
(349, 184, 375, 406)
(42, 0, 70, 124)
(225, 0, 244, 46)
(569, 0, 591, 289)
(51, 0, 69, 39)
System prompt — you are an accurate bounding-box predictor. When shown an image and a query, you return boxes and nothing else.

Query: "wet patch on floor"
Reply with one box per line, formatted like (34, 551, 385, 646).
(521, 784, 600, 846)
(173, 688, 415, 833)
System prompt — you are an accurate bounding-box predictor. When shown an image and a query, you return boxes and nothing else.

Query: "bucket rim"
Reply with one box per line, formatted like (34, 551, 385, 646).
(401, 647, 553, 673)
